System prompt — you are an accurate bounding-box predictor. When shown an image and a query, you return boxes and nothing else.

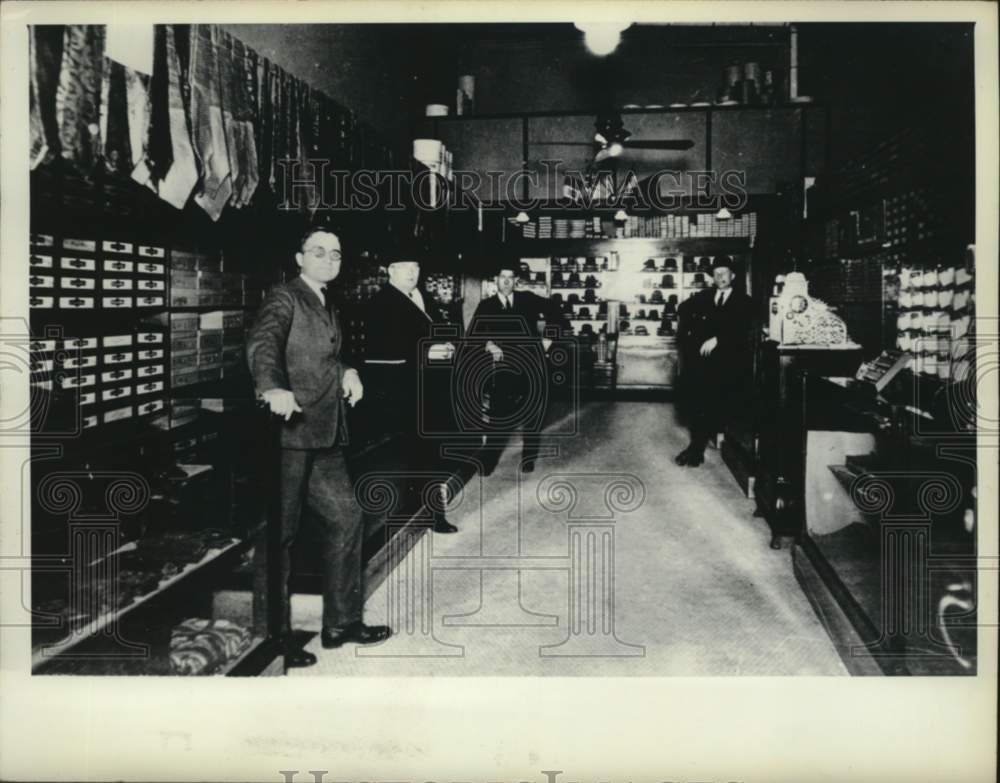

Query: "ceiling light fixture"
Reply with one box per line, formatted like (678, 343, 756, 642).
(515, 211, 530, 224)
(574, 22, 632, 56)
(614, 209, 628, 222)
(714, 207, 733, 220)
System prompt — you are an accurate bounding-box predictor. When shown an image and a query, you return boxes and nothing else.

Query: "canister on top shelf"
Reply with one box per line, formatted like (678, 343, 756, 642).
(425, 104, 449, 117)
(743, 62, 761, 85)
(725, 63, 741, 87)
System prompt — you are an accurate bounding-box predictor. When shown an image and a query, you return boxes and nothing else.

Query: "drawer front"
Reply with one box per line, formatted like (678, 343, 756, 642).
(82, 414, 99, 429)
(136, 363, 164, 378)
(29, 274, 55, 289)
(30, 358, 54, 373)
(135, 380, 165, 396)
(101, 368, 134, 383)
(136, 398, 166, 416)
(29, 296, 55, 308)
(58, 296, 95, 309)
(101, 385, 133, 403)
(63, 337, 99, 350)
(137, 261, 166, 275)
(63, 355, 98, 370)
(171, 335, 197, 353)
(102, 260, 135, 274)
(62, 238, 97, 252)
(30, 234, 56, 247)
(102, 240, 134, 255)
(103, 405, 134, 423)
(78, 391, 97, 407)
(136, 279, 165, 292)
(29, 254, 55, 269)
(171, 352, 198, 370)
(136, 331, 164, 344)
(102, 296, 133, 308)
(104, 351, 134, 365)
(170, 288, 199, 307)
(30, 339, 58, 352)
(136, 348, 164, 362)
(102, 334, 133, 347)
(137, 245, 166, 259)
(60, 256, 96, 272)
(60, 276, 97, 290)
(102, 277, 135, 291)
(136, 295, 165, 308)
(59, 374, 96, 389)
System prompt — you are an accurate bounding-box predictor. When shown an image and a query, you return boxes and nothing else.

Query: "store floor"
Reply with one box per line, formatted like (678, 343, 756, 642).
(289, 400, 848, 676)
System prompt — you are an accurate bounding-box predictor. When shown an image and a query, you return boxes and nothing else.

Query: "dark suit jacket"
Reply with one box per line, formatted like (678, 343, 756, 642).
(363, 284, 449, 435)
(468, 290, 561, 343)
(246, 275, 352, 449)
(677, 286, 753, 399)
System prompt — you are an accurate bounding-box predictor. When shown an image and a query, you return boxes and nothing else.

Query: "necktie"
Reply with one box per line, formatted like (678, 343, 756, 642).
(502, 296, 511, 311)
(319, 284, 328, 309)
(716, 291, 724, 308)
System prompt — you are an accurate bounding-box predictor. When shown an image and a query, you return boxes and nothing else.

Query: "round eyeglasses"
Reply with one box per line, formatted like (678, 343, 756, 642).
(304, 246, 342, 261)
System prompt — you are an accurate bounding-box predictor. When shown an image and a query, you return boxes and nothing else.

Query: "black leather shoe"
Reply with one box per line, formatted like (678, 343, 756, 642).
(433, 516, 458, 534)
(283, 642, 317, 669)
(683, 451, 704, 467)
(321, 622, 393, 649)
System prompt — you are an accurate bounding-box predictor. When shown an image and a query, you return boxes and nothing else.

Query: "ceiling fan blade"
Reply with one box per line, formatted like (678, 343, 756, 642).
(622, 139, 695, 150)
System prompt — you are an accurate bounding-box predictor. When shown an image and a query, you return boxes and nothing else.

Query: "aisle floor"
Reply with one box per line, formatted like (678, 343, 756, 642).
(290, 401, 847, 676)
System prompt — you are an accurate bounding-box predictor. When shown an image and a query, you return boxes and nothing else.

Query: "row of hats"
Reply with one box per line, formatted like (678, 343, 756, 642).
(551, 272, 602, 287)
(552, 291, 601, 305)
(576, 323, 678, 337)
(642, 256, 735, 273)
(552, 257, 609, 270)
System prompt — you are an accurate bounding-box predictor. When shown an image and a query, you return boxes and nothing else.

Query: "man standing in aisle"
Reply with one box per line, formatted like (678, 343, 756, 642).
(467, 263, 563, 475)
(247, 225, 392, 668)
(364, 256, 458, 534)
(675, 255, 753, 467)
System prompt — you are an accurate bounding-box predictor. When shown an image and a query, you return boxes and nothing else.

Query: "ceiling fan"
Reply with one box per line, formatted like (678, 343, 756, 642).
(533, 112, 694, 163)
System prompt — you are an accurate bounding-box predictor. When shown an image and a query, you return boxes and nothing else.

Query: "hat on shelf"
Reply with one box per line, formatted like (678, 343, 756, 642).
(619, 303, 629, 316)
(597, 301, 608, 315)
(643, 259, 657, 271)
(638, 294, 647, 304)
(551, 292, 563, 304)
(683, 257, 696, 273)
(634, 325, 649, 336)
(551, 271, 564, 285)
(584, 275, 598, 288)
(698, 257, 713, 272)
(580, 323, 594, 335)
(661, 274, 674, 288)
(662, 257, 679, 272)
(647, 308, 659, 320)
(637, 309, 647, 319)
(650, 289, 664, 304)
(578, 307, 591, 319)
(535, 272, 546, 283)
(583, 288, 597, 303)
(567, 293, 581, 305)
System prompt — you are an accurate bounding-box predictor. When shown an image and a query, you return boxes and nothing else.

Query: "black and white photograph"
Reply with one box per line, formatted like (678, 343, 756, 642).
(1, 1, 997, 781)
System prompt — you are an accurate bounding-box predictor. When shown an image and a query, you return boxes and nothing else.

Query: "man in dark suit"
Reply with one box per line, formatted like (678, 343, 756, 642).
(467, 264, 562, 474)
(364, 257, 458, 534)
(675, 255, 754, 467)
(247, 225, 392, 667)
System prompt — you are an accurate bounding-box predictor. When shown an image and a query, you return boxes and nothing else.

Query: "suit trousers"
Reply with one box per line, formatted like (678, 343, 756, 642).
(256, 446, 363, 635)
(482, 358, 547, 470)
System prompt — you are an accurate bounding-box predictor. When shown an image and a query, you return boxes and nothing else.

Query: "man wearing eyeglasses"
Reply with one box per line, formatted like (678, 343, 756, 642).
(247, 225, 392, 668)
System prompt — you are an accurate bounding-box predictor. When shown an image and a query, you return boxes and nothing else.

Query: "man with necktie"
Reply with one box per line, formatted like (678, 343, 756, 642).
(364, 257, 459, 533)
(675, 255, 754, 467)
(247, 225, 392, 668)
(467, 264, 564, 475)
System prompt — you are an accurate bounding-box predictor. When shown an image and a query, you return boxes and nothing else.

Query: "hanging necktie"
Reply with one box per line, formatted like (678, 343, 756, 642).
(502, 296, 511, 312)
(715, 291, 724, 308)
